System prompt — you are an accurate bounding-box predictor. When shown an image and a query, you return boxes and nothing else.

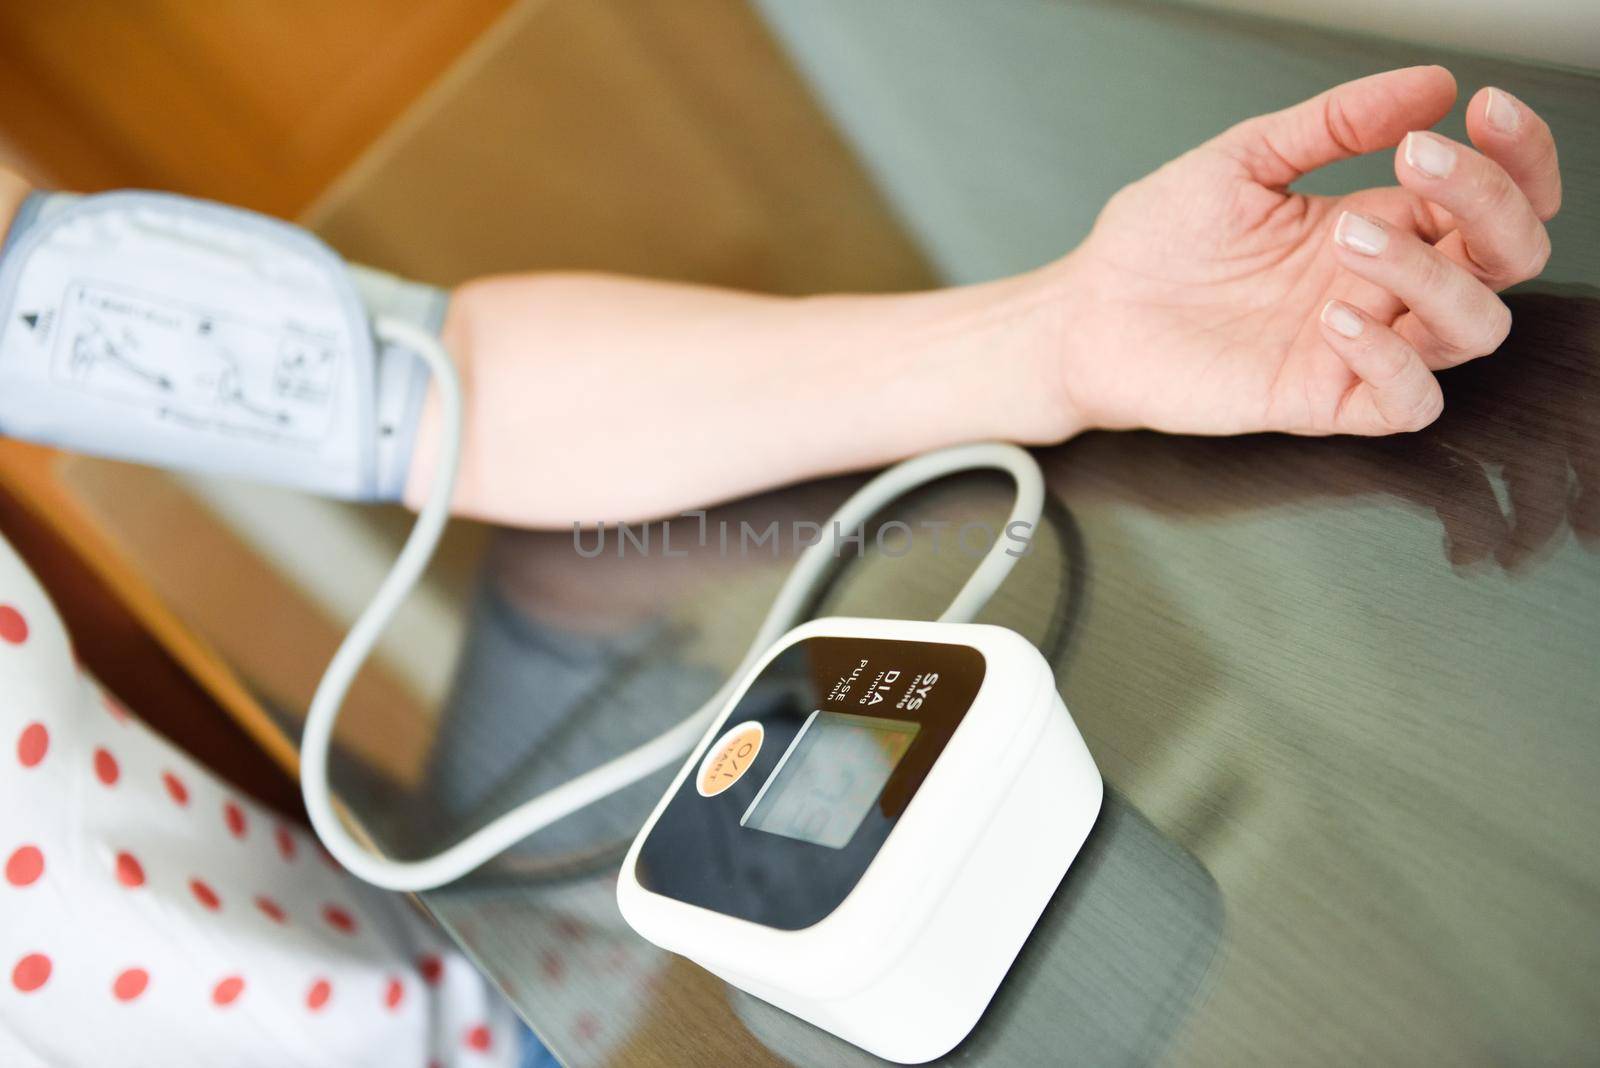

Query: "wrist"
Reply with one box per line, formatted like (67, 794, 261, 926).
(800, 272, 1087, 467)
(962, 253, 1094, 444)
(1016, 248, 1117, 437)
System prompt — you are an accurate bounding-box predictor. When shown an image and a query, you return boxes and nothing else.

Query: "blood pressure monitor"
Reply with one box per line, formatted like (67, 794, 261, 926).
(619, 616, 1103, 1063)
(0, 190, 1097, 1058)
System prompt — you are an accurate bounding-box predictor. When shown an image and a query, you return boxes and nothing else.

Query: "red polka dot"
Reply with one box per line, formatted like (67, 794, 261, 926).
(575, 1010, 601, 1041)
(274, 825, 297, 862)
(464, 1025, 492, 1052)
(161, 771, 189, 807)
(16, 723, 48, 768)
(93, 747, 119, 786)
(418, 954, 443, 985)
(112, 967, 149, 1002)
(0, 605, 27, 645)
(115, 852, 145, 888)
(223, 801, 247, 839)
(306, 978, 331, 1011)
(384, 977, 405, 1011)
(189, 878, 221, 911)
(321, 904, 356, 935)
(5, 845, 43, 887)
(253, 895, 287, 924)
(12, 953, 50, 992)
(102, 692, 129, 724)
(211, 975, 244, 1006)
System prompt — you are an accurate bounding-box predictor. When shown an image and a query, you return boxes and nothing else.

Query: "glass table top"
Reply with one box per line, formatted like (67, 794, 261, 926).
(333, 282, 1600, 1064)
(323, 4, 1600, 1062)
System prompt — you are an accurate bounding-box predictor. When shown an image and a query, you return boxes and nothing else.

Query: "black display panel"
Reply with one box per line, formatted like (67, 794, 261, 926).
(742, 711, 920, 848)
(633, 636, 986, 930)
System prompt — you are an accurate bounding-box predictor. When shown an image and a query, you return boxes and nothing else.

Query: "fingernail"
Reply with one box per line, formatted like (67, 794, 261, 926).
(1484, 88, 1520, 133)
(1321, 300, 1364, 338)
(1404, 131, 1457, 178)
(1334, 211, 1387, 256)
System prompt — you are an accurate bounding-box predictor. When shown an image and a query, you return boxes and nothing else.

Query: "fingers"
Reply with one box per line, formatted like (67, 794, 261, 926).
(1465, 87, 1562, 221)
(1319, 300, 1443, 434)
(1330, 210, 1511, 368)
(1395, 129, 1551, 287)
(1220, 66, 1457, 188)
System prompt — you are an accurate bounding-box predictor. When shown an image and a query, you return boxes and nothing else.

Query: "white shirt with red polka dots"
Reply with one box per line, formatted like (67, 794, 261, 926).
(0, 534, 519, 1067)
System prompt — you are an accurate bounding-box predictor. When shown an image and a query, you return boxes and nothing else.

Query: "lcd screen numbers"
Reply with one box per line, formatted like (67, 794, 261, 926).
(741, 711, 919, 849)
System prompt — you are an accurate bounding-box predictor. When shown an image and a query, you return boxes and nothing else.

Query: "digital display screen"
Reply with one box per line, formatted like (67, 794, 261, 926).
(741, 711, 920, 849)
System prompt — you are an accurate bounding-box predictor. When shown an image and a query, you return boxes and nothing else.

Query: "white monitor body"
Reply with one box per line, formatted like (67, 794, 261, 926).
(618, 616, 1102, 1063)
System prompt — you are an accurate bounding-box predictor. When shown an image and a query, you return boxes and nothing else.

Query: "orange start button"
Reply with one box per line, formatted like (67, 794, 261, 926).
(697, 721, 764, 797)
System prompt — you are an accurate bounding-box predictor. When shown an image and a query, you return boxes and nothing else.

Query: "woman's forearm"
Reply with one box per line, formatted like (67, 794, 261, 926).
(0, 168, 1078, 527)
(405, 270, 1080, 528)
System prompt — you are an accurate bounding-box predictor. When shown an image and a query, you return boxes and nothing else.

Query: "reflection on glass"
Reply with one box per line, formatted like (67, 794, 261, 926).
(728, 789, 1224, 1066)
(742, 711, 919, 848)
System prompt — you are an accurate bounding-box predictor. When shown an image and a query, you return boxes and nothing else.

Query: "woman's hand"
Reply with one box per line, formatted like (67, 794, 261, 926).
(410, 67, 1564, 527)
(1039, 66, 1561, 437)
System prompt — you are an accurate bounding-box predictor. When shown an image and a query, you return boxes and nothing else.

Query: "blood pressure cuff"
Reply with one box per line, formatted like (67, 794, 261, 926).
(0, 190, 444, 501)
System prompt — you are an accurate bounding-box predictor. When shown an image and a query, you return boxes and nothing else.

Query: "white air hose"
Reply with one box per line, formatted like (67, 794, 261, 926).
(300, 320, 1045, 891)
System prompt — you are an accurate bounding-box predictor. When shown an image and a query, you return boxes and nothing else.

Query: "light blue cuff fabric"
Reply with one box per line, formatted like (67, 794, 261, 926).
(0, 189, 444, 502)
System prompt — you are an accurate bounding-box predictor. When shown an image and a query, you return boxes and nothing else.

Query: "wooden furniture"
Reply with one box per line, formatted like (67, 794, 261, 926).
(0, 0, 515, 215)
(0, 0, 931, 803)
